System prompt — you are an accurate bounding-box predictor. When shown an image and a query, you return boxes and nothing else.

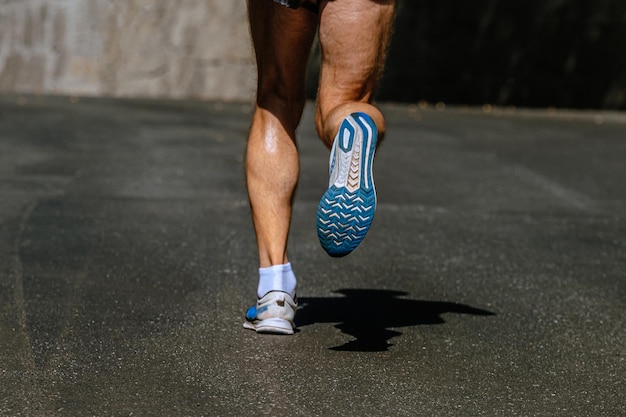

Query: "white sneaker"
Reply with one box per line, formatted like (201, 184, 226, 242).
(243, 291, 297, 335)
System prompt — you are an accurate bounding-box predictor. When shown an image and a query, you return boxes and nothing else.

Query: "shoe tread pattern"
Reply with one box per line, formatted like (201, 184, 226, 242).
(317, 113, 377, 257)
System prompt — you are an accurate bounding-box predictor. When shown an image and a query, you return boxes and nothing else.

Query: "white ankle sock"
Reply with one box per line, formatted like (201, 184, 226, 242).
(257, 262, 297, 299)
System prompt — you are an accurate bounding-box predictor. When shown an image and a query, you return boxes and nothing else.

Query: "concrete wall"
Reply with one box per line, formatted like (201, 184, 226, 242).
(0, 0, 256, 100)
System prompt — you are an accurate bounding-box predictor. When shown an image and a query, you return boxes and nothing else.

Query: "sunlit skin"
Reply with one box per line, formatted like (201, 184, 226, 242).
(246, 0, 396, 267)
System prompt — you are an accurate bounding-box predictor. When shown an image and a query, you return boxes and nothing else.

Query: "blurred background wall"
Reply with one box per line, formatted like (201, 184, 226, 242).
(376, 0, 626, 109)
(0, 0, 255, 100)
(1, 0, 625, 109)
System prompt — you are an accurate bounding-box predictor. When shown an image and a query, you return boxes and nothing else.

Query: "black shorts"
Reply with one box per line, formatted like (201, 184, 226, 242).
(273, 0, 301, 7)
(273, 0, 319, 12)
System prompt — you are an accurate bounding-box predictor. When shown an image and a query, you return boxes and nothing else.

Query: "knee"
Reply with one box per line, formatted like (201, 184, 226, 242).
(256, 75, 307, 132)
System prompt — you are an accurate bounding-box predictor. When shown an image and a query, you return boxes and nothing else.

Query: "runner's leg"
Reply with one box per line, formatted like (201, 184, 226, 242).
(246, 0, 317, 267)
(315, 0, 396, 146)
(314, 0, 396, 256)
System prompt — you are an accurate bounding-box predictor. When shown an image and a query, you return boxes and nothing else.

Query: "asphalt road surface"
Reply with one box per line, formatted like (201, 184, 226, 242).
(0, 95, 624, 416)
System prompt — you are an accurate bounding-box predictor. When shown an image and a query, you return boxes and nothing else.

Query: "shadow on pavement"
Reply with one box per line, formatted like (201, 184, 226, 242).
(296, 289, 495, 352)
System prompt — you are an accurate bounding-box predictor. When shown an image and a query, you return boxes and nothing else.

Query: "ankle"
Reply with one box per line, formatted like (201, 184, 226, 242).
(257, 262, 297, 299)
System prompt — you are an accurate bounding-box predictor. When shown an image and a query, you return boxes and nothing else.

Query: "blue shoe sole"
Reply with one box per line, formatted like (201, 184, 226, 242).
(317, 112, 377, 257)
